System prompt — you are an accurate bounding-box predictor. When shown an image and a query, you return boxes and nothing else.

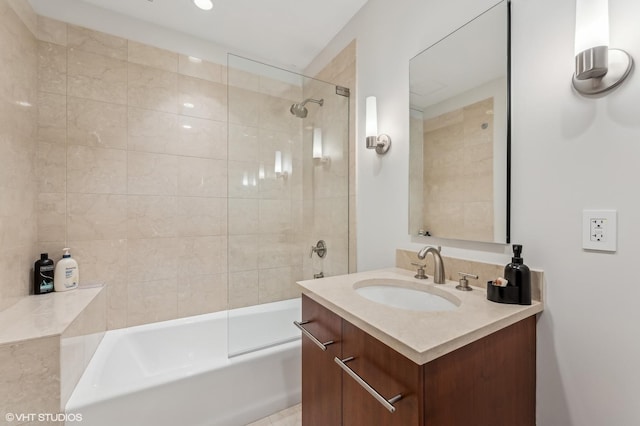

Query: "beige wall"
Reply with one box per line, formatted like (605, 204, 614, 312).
(227, 51, 353, 309)
(1, 7, 353, 329)
(33, 19, 353, 329)
(0, 0, 39, 312)
(226, 59, 305, 308)
(422, 97, 494, 241)
(35, 18, 229, 329)
(311, 40, 356, 274)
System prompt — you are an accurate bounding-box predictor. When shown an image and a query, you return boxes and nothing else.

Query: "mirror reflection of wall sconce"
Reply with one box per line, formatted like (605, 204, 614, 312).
(365, 96, 391, 155)
(259, 164, 265, 180)
(312, 128, 330, 163)
(572, 0, 633, 95)
(275, 151, 288, 179)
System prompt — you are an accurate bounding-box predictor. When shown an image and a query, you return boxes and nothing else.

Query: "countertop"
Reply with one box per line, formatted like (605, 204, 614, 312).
(297, 267, 543, 365)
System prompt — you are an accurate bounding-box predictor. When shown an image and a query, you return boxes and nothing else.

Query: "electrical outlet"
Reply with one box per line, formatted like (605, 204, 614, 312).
(583, 210, 617, 252)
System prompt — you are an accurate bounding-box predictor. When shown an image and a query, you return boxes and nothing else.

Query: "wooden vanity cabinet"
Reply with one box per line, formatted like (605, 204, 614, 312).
(423, 316, 536, 425)
(300, 294, 343, 426)
(300, 295, 536, 426)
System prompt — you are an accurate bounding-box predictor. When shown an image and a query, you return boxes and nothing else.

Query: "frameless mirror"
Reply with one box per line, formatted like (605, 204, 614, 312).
(409, 1, 510, 243)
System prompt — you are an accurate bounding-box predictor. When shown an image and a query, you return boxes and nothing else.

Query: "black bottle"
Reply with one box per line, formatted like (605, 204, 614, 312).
(504, 244, 531, 305)
(34, 253, 55, 295)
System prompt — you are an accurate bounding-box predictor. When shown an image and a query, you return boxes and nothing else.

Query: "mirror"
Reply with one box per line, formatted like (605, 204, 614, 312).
(409, 1, 510, 244)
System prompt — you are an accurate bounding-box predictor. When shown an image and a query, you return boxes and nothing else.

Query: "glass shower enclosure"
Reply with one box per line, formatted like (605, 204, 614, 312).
(226, 55, 350, 356)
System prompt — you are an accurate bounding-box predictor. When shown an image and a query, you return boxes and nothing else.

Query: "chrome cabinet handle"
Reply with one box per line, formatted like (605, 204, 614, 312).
(293, 320, 334, 351)
(334, 356, 402, 413)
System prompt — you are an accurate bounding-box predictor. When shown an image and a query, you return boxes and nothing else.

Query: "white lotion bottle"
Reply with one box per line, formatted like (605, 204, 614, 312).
(54, 248, 79, 292)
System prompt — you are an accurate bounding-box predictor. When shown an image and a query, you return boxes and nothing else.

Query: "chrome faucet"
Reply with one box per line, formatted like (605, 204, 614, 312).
(417, 246, 445, 284)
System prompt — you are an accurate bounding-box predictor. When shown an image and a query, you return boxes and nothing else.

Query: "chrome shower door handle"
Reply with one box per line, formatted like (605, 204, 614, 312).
(293, 320, 334, 351)
(334, 356, 402, 413)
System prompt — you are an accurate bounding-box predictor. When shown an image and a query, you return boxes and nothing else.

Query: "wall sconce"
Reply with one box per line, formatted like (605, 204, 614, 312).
(572, 0, 633, 95)
(275, 151, 288, 179)
(312, 128, 329, 163)
(365, 96, 391, 154)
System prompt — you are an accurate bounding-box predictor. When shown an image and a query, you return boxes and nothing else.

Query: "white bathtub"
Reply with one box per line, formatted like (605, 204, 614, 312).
(66, 298, 302, 426)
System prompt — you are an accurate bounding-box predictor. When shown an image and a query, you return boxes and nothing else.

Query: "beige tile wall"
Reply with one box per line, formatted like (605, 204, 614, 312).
(35, 18, 231, 328)
(60, 288, 106, 408)
(0, 0, 39, 312)
(35, 19, 353, 327)
(226, 59, 305, 308)
(422, 97, 494, 241)
(0, 335, 61, 423)
(311, 40, 357, 273)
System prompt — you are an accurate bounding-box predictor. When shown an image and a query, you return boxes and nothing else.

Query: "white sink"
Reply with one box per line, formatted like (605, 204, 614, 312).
(354, 279, 459, 312)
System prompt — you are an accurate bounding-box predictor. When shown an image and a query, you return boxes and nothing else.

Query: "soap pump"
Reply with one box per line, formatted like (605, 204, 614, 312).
(54, 248, 79, 292)
(504, 244, 531, 305)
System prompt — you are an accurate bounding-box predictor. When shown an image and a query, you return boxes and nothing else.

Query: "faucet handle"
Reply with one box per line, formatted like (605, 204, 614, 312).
(411, 262, 427, 280)
(456, 272, 478, 291)
(310, 240, 327, 258)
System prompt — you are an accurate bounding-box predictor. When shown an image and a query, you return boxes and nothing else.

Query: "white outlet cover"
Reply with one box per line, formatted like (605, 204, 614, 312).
(582, 209, 617, 252)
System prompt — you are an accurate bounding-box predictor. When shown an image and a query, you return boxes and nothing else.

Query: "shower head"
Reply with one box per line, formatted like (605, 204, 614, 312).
(290, 98, 324, 118)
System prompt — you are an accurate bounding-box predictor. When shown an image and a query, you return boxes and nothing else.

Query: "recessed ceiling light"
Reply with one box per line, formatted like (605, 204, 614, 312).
(193, 0, 213, 11)
(188, 56, 202, 63)
(183, 102, 195, 109)
(182, 124, 193, 129)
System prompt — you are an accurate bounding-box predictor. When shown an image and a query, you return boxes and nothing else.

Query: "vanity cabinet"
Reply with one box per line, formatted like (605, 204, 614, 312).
(300, 294, 536, 426)
(300, 294, 343, 426)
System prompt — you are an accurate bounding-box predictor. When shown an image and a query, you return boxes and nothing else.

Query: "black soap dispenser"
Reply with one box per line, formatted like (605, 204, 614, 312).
(504, 244, 531, 305)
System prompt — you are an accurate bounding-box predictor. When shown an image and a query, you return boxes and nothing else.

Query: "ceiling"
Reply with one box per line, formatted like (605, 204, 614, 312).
(409, 2, 507, 111)
(29, 0, 368, 70)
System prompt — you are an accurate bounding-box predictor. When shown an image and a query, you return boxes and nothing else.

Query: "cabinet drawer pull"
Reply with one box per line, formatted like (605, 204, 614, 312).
(334, 356, 402, 413)
(293, 320, 335, 351)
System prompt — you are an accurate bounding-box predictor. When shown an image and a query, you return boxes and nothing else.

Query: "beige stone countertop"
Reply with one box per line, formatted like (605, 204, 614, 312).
(297, 267, 543, 365)
(0, 285, 104, 346)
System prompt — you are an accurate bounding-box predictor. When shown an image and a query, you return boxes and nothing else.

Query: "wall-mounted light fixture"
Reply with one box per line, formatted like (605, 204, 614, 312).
(365, 96, 391, 154)
(312, 128, 329, 163)
(572, 0, 633, 95)
(275, 151, 288, 179)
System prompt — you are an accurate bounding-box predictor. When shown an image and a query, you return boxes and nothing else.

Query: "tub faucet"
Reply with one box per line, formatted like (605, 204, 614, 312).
(417, 246, 445, 284)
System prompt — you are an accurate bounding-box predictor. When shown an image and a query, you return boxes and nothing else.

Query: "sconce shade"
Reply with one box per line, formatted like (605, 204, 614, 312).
(274, 151, 282, 174)
(364, 95, 391, 154)
(574, 0, 609, 55)
(365, 96, 378, 138)
(313, 128, 323, 159)
(572, 0, 633, 95)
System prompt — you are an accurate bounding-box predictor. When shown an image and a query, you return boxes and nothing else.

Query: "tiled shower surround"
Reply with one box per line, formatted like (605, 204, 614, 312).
(32, 17, 353, 329)
(413, 97, 495, 242)
(0, 0, 38, 312)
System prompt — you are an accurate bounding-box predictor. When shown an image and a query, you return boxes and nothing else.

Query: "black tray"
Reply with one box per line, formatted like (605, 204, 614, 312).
(487, 281, 520, 304)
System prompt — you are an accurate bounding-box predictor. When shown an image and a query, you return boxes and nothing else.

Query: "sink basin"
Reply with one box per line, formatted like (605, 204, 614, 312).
(354, 279, 459, 312)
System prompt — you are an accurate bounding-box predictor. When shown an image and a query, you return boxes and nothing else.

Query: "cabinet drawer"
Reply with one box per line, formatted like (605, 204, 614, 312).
(341, 320, 423, 426)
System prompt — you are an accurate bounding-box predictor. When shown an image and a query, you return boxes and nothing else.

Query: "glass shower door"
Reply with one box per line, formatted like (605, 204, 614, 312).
(226, 54, 349, 357)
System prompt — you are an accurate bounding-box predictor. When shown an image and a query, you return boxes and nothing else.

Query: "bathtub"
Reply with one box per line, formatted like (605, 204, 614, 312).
(66, 298, 302, 426)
